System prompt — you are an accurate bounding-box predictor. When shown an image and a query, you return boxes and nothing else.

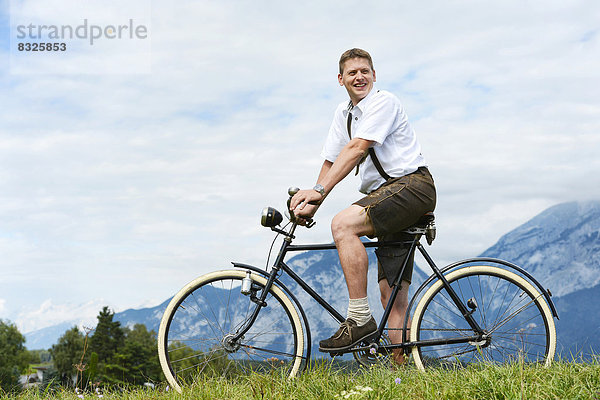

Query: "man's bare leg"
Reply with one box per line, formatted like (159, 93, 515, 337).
(379, 279, 411, 365)
(331, 205, 375, 300)
(318, 205, 378, 351)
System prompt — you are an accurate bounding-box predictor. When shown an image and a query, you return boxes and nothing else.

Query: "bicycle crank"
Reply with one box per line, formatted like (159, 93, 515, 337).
(353, 334, 392, 367)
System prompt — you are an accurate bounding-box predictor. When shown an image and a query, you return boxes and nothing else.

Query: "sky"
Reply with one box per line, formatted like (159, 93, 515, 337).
(1, 0, 599, 337)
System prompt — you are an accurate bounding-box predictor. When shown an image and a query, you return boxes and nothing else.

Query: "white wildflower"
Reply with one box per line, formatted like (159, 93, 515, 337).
(334, 385, 374, 398)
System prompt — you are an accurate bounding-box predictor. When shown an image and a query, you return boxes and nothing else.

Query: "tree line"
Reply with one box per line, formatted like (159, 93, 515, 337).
(0, 306, 162, 394)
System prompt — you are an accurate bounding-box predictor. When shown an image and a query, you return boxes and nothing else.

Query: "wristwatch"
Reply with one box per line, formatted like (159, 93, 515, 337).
(313, 184, 325, 196)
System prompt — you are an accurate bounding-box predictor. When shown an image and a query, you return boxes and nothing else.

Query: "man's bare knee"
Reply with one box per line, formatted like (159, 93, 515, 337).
(331, 210, 357, 242)
(331, 205, 373, 240)
(330, 213, 347, 241)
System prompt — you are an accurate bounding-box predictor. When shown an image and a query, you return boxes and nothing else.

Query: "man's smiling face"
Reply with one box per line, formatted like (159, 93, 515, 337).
(338, 57, 376, 106)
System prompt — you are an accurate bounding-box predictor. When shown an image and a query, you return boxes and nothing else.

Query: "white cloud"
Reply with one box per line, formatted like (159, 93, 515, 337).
(1, 0, 599, 330)
(16, 298, 117, 333)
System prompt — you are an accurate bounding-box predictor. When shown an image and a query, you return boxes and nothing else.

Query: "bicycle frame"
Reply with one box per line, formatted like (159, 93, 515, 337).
(231, 220, 489, 356)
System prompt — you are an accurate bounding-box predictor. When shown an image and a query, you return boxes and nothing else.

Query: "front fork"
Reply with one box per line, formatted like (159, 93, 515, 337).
(223, 270, 274, 349)
(220, 271, 269, 351)
(228, 227, 296, 345)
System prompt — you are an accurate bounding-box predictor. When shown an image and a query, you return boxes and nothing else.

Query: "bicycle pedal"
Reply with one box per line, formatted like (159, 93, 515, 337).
(318, 345, 344, 356)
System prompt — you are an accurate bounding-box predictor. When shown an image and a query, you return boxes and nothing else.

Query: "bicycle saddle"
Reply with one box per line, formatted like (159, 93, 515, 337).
(404, 212, 436, 244)
(413, 212, 435, 229)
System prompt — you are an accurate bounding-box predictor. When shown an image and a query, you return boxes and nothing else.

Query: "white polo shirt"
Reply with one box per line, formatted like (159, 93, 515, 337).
(321, 87, 427, 194)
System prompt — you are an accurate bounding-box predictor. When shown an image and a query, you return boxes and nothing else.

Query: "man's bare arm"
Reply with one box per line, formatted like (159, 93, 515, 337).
(291, 138, 373, 214)
(318, 138, 372, 194)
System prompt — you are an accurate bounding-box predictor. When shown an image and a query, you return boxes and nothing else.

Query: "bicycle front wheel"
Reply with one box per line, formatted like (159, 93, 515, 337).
(158, 270, 304, 392)
(411, 266, 556, 369)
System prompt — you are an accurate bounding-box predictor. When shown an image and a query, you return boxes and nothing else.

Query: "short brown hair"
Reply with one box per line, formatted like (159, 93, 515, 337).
(339, 48, 374, 74)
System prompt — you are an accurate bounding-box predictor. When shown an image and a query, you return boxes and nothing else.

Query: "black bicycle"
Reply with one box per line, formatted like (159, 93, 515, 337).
(158, 188, 558, 392)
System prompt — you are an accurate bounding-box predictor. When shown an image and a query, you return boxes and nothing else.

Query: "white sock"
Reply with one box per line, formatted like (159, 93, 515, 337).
(347, 297, 372, 326)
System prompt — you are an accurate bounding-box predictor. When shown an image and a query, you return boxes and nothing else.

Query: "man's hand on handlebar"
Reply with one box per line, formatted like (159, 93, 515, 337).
(294, 203, 319, 226)
(290, 189, 322, 225)
(290, 189, 322, 212)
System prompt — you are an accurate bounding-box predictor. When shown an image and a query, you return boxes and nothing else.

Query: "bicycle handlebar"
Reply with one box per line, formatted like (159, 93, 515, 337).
(261, 188, 316, 230)
(287, 187, 315, 228)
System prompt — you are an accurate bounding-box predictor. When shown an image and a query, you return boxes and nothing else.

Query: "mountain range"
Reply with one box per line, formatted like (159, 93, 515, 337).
(25, 201, 600, 359)
(481, 201, 600, 357)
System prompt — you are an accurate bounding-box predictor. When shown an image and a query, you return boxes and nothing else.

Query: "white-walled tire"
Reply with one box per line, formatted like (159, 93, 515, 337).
(410, 266, 556, 370)
(158, 270, 304, 392)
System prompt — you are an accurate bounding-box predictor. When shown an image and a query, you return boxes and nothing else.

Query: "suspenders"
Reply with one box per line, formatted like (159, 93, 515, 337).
(346, 105, 392, 181)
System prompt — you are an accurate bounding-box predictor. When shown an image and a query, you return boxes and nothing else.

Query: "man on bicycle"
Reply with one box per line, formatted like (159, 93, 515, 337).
(290, 48, 436, 362)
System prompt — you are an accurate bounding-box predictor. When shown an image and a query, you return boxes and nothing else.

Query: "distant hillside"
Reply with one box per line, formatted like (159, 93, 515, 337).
(115, 298, 171, 332)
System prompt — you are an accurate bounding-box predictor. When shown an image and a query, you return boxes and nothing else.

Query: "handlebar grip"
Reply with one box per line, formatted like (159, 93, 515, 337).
(287, 192, 315, 228)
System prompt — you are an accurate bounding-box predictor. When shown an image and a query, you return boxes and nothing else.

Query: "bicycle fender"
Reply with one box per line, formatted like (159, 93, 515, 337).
(232, 262, 312, 361)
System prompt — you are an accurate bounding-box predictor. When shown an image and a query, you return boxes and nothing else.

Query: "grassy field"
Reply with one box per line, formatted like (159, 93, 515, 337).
(5, 358, 600, 400)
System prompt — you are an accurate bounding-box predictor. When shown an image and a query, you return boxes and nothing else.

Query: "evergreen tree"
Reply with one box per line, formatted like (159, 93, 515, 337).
(87, 352, 99, 384)
(89, 307, 124, 364)
(88, 307, 126, 386)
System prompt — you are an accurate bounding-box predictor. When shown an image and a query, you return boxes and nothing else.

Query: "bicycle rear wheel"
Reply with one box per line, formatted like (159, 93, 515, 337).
(410, 266, 556, 369)
(158, 270, 304, 392)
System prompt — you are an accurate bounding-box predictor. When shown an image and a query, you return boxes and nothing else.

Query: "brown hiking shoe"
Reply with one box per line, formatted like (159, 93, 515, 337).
(319, 317, 378, 352)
